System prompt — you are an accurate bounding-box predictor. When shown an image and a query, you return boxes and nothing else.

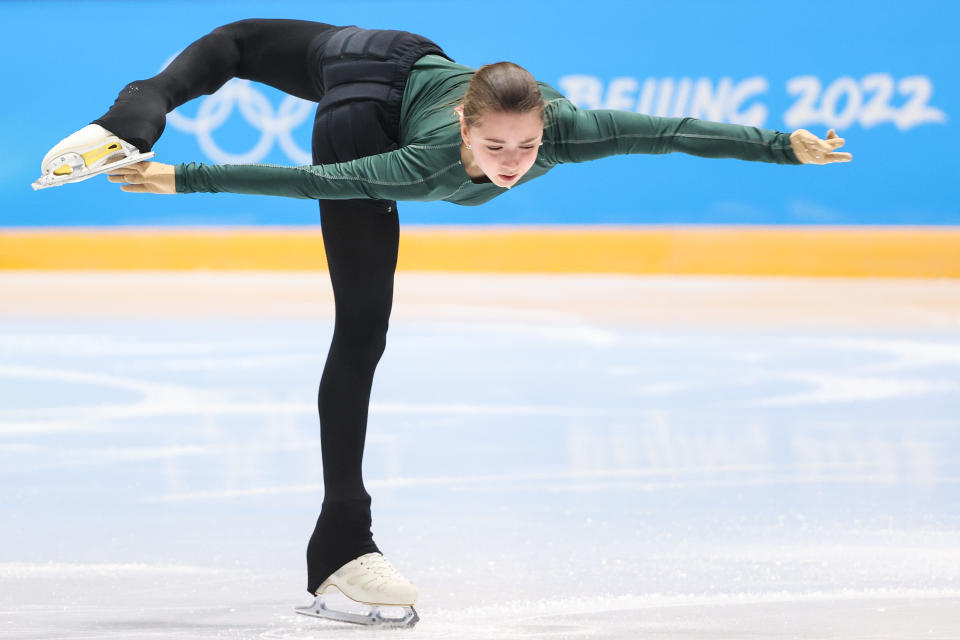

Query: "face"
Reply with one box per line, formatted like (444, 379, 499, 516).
(458, 107, 543, 188)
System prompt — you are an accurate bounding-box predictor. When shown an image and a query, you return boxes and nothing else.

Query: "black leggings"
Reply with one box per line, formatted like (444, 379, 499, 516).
(93, 19, 404, 593)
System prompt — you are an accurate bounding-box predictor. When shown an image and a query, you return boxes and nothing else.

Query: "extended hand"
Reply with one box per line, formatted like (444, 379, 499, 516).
(107, 161, 176, 194)
(790, 129, 853, 165)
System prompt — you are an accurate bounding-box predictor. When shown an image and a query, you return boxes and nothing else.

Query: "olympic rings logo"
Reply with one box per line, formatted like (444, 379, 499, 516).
(161, 53, 315, 165)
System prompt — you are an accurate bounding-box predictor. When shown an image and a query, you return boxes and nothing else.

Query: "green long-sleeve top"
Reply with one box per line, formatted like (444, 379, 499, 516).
(175, 54, 801, 206)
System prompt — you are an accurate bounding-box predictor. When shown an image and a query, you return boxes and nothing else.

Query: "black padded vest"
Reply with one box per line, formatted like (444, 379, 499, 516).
(307, 26, 451, 165)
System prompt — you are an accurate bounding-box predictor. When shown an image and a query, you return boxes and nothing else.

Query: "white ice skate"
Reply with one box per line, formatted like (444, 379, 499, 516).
(296, 552, 419, 628)
(32, 124, 154, 191)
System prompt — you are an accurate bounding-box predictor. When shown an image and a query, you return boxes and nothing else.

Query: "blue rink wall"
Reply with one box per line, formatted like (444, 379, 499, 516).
(1, 0, 957, 227)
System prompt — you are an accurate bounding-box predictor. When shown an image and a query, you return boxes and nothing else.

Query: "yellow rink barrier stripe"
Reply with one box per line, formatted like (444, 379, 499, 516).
(1, 226, 959, 277)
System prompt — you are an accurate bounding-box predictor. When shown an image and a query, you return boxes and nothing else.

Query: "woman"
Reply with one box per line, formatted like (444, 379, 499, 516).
(38, 18, 851, 628)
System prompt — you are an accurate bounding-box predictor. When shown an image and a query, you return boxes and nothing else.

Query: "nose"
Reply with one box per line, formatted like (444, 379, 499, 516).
(502, 150, 521, 171)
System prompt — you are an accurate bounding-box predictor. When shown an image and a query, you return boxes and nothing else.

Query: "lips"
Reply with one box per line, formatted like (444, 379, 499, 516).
(499, 173, 518, 181)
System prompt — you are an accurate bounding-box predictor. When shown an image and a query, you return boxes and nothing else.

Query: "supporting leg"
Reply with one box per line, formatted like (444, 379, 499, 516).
(306, 196, 399, 594)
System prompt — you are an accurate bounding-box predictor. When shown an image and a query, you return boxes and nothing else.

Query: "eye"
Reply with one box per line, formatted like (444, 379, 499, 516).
(486, 146, 502, 151)
(521, 146, 536, 150)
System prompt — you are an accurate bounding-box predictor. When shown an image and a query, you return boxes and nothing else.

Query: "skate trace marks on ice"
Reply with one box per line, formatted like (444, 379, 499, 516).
(1, 279, 959, 639)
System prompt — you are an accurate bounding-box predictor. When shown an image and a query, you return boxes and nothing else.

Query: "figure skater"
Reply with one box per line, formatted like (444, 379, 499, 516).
(35, 18, 851, 628)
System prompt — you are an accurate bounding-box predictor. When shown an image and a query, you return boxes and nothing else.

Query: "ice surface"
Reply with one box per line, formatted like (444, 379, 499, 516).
(0, 272, 958, 639)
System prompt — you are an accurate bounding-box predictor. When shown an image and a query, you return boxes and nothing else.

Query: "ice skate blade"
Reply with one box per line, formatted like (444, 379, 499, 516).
(296, 595, 419, 628)
(31, 152, 155, 191)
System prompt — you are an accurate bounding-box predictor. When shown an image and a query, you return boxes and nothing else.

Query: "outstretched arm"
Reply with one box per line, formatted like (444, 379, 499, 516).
(545, 101, 851, 166)
(107, 145, 461, 202)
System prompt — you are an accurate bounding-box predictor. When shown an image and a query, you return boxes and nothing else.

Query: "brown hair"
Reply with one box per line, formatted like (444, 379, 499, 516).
(460, 61, 546, 128)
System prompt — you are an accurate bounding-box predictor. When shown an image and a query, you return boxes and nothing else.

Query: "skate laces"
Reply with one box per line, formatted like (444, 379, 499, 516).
(356, 553, 405, 583)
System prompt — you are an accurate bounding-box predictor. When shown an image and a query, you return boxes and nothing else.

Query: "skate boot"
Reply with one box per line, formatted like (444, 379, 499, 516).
(32, 124, 154, 191)
(296, 552, 419, 628)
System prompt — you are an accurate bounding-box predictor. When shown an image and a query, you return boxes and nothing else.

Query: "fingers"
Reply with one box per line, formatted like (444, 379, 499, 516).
(107, 162, 148, 173)
(107, 163, 147, 184)
(107, 162, 149, 175)
(825, 152, 853, 163)
(113, 165, 150, 192)
(825, 129, 846, 149)
(120, 184, 150, 193)
(823, 129, 850, 162)
(109, 163, 175, 193)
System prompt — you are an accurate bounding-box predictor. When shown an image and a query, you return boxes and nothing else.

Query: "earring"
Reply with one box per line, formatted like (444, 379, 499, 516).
(465, 143, 472, 149)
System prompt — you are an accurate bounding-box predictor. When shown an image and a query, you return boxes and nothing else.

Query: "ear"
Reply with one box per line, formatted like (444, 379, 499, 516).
(456, 106, 470, 145)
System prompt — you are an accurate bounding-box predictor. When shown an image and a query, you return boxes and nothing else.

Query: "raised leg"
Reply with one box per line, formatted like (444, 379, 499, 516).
(93, 18, 337, 152)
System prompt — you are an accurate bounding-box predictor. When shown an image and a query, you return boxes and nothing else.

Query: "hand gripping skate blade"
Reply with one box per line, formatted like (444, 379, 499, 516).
(295, 596, 419, 628)
(31, 151, 155, 191)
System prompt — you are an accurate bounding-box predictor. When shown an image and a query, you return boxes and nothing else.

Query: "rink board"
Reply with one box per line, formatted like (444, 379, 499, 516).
(1, 226, 959, 277)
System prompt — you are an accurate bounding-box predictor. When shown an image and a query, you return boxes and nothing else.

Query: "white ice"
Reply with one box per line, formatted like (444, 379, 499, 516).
(1, 272, 958, 639)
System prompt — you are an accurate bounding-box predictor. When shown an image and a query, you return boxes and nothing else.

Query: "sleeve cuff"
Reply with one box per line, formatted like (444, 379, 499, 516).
(174, 163, 191, 193)
(780, 133, 802, 165)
